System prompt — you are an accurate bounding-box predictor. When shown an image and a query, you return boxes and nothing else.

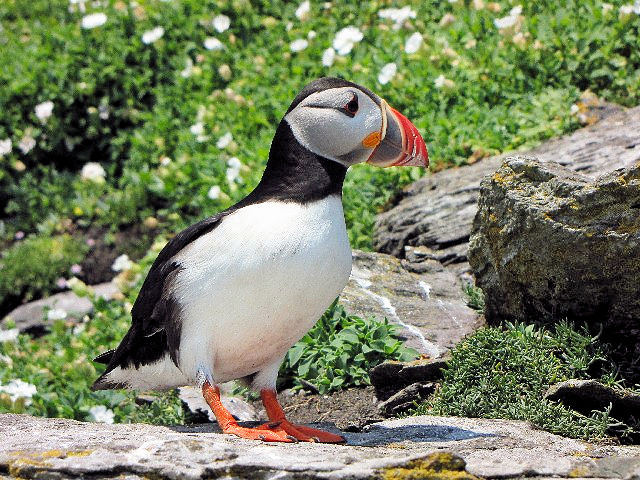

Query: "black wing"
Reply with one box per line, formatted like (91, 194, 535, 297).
(92, 212, 226, 388)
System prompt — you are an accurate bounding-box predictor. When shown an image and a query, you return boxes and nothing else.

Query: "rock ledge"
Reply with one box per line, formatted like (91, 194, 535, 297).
(2, 413, 639, 479)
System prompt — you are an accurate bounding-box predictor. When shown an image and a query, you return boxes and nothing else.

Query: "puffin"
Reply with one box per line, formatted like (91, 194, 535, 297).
(92, 77, 428, 443)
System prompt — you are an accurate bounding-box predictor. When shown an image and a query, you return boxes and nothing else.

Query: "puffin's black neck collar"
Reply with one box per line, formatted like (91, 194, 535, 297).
(243, 121, 347, 205)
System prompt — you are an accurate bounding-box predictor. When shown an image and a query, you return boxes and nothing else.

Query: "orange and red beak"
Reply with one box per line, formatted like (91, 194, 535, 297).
(366, 100, 429, 168)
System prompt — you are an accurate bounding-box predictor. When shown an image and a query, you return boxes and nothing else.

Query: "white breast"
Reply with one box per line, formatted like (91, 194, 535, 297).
(172, 196, 352, 386)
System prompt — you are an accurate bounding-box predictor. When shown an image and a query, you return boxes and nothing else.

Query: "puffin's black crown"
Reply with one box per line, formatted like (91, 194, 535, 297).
(286, 77, 381, 114)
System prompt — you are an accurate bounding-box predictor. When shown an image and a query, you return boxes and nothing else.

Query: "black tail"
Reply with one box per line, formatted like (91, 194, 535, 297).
(93, 349, 115, 364)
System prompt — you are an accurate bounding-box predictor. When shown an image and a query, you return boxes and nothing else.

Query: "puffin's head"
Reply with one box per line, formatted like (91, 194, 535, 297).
(284, 77, 428, 169)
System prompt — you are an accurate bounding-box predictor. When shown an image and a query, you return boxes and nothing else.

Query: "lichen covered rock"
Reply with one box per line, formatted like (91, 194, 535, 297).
(469, 157, 640, 377)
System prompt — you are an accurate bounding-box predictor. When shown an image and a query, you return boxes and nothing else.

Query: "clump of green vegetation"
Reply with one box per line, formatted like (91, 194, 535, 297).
(413, 322, 626, 441)
(280, 302, 418, 394)
(3, 0, 640, 253)
(0, 234, 88, 314)
(463, 284, 485, 312)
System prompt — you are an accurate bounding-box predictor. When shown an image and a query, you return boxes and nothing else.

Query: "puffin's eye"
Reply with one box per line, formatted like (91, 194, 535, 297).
(343, 94, 359, 116)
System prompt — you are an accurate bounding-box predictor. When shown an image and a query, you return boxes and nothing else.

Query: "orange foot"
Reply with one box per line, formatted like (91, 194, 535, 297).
(260, 390, 345, 443)
(201, 381, 344, 443)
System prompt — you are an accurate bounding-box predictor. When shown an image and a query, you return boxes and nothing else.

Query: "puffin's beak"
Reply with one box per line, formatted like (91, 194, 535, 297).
(366, 99, 429, 168)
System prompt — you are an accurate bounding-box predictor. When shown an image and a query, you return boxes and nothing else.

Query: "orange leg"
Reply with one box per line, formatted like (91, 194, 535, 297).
(202, 381, 294, 442)
(260, 389, 345, 443)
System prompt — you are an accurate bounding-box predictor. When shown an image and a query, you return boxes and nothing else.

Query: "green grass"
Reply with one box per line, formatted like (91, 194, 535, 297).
(413, 321, 635, 442)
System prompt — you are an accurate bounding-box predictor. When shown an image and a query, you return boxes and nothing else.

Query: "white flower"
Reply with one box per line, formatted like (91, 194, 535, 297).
(494, 14, 518, 29)
(378, 7, 416, 29)
(73, 323, 86, 335)
(18, 135, 36, 154)
(295, 0, 311, 21)
(322, 47, 335, 67)
(227, 157, 242, 170)
(81, 162, 106, 182)
(290, 38, 309, 52)
(207, 185, 221, 200)
(570, 104, 580, 115)
(332, 26, 363, 55)
(405, 32, 423, 54)
(111, 254, 132, 272)
(633, 0, 640, 14)
(216, 132, 233, 149)
(440, 13, 456, 26)
(47, 309, 67, 321)
(378, 62, 397, 85)
(0, 354, 12, 366)
(69, 0, 87, 13)
(190, 122, 208, 142)
(494, 5, 522, 29)
(81, 12, 107, 29)
(212, 14, 230, 33)
(88, 405, 115, 424)
(307, 30, 316, 39)
(0, 139, 11, 157)
(435, 74, 446, 88)
(0, 328, 19, 343)
(226, 157, 242, 183)
(35, 101, 54, 123)
(620, 4, 634, 15)
(190, 122, 204, 136)
(180, 58, 194, 78)
(601, 3, 613, 14)
(97, 104, 109, 120)
(204, 37, 224, 51)
(0, 379, 37, 406)
(142, 26, 164, 44)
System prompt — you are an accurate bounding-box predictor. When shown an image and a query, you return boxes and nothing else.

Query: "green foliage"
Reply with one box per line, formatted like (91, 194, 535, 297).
(413, 322, 624, 441)
(463, 284, 485, 312)
(2, 0, 639, 250)
(0, 234, 87, 311)
(279, 301, 418, 394)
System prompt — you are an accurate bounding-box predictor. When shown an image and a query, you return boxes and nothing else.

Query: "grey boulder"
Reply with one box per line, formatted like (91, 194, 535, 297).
(468, 157, 640, 377)
(3, 282, 119, 334)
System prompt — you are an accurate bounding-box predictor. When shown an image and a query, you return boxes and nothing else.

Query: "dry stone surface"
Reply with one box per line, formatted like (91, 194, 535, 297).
(339, 250, 482, 358)
(2, 413, 639, 479)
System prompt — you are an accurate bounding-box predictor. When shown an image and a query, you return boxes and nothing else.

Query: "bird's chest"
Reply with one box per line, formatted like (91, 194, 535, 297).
(173, 197, 352, 380)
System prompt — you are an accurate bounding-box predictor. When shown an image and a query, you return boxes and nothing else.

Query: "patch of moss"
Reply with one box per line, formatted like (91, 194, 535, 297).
(382, 452, 480, 480)
(0, 234, 88, 316)
(8, 450, 93, 477)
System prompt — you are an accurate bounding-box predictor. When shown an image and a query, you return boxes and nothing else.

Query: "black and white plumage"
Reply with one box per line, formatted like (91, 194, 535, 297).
(92, 77, 428, 442)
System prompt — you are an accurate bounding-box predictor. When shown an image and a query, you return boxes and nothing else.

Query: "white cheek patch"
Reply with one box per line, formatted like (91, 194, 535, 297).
(285, 95, 383, 166)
